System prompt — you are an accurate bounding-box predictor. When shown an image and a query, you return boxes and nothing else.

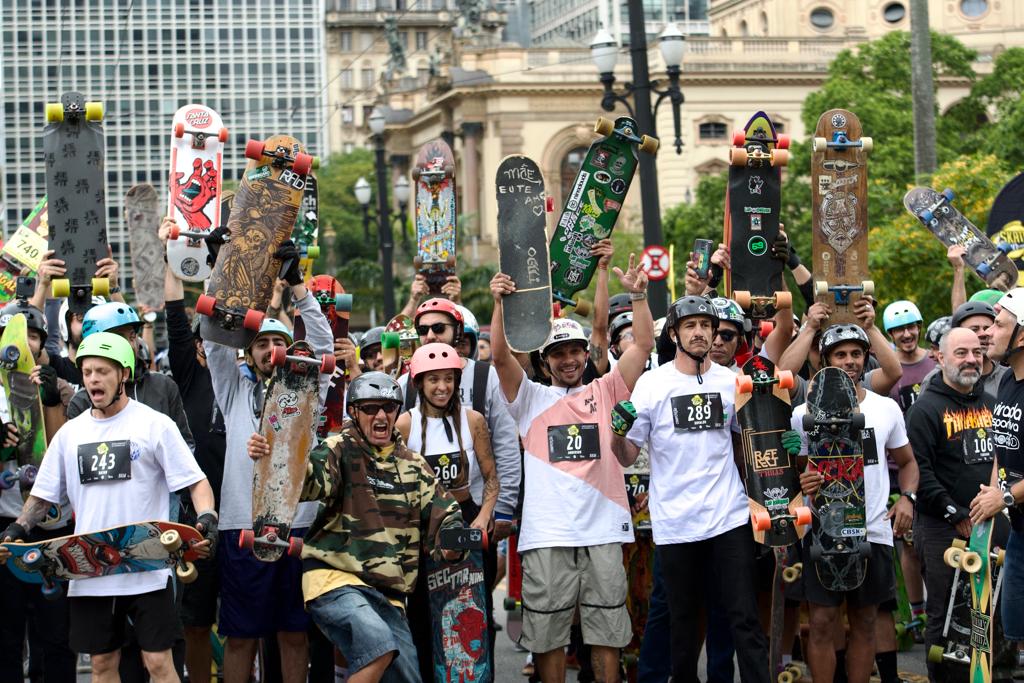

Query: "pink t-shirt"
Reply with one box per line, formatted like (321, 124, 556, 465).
(504, 368, 633, 552)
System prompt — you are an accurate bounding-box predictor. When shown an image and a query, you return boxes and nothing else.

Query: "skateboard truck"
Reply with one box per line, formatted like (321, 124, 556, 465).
(812, 131, 873, 153)
(813, 280, 874, 307)
(20, 549, 63, 599)
(173, 121, 229, 149)
(269, 345, 336, 374)
(239, 526, 303, 558)
(594, 117, 660, 155)
(244, 139, 318, 176)
(734, 290, 792, 322)
(195, 294, 264, 333)
(728, 129, 790, 167)
(166, 224, 229, 245)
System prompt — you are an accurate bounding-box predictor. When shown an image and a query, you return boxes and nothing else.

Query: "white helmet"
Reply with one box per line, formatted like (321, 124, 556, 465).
(997, 287, 1024, 321)
(58, 296, 107, 343)
(541, 318, 588, 355)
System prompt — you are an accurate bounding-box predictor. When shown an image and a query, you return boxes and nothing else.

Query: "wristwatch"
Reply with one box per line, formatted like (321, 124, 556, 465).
(1002, 489, 1016, 508)
(901, 491, 917, 505)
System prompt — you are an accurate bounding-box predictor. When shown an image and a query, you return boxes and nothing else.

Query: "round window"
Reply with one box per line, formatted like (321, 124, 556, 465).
(960, 0, 988, 17)
(883, 2, 906, 23)
(810, 7, 835, 30)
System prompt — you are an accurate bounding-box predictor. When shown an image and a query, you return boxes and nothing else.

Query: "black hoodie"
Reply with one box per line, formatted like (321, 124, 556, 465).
(906, 371, 995, 522)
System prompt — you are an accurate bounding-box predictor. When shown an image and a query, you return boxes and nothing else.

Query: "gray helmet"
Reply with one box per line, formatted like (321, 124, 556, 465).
(710, 297, 751, 333)
(666, 295, 718, 331)
(819, 323, 870, 356)
(609, 312, 633, 345)
(607, 293, 632, 323)
(359, 326, 385, 353)
(925, 316, 952, 347)
(951, 301, 995, 328)
(346, 371, 402, 404)
(0, 301, 48, 342)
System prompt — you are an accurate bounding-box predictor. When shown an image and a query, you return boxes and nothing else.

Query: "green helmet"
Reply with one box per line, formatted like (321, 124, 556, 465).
(76, 332, 135, 381)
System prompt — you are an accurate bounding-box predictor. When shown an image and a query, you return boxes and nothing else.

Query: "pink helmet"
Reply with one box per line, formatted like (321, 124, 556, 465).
(410, 343, 463, 380)
(415, 298, 464, 326)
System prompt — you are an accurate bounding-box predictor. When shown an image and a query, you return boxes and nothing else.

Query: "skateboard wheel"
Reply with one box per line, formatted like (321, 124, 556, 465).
(335, 293, 353, 313)
(777, 370, 795, 390)
(808, 544, 823, 562)
(995, 548, 1005, 567)
(851, 412, 866, 430)
(794, 506, 811, 526)
(546, 195, 554, 212)
(503, 596, 518, 610)
(312, 156, 322, 170)
(960, 551, 982, 574)
(638, 135, 659, 155)
(952, 538, 966, 550)
(752, 510, 771, 532)
(927, 645, 945, 664)
(895, 622, 907, 637)
(292, 153, 313, 176)
(173, 122, 185, 138)
(758, 321, 774, 340)
(920, 209, 935, 223)
(381, 332, 401, 349)
(270, 346, 288, 367)
(167, 224, 181, 240)
(978, 261, 992, 277)
(92, 277, 110, 296)
(45, 102, 64, 123)
(775, 290, 792, 310)
(860, 136, 873, 154)
(861, 280, 874, 297)
(320, 353, 336, 375)
(0, 470, 16, 491)
(781, 564, 802, 583)
(23, 548, 45, 568)
(734, 290, 751, 309)
(176, 561, 198, 584)
(812, 137, 828, 153)
(306, 245, 320, 259)
(732, 130, 746, 147)
(942, 188, 955, 203)
(574, 299, 592, 317)
(480, 529, 489, 552)
(778, 670, 794, 683)
(445, 254, 456, 269)
(777, 134, 791, 150)
(243, 308, 264, 331)
(238, 529, 255, 550)
(287, 537, 303, 557)
(244, 139, 265, 161)
(218, 126, 229, 143)
(729, 147, 748, 166)
(770, 148, 790, 167)
(735, 373, 753, 394)
(943, 548, 962, 568)
(84, 102, 103, 121)
(18, 465, 37, 487)
(594, 117, 614, 137)
(41, 581, 62, 600)
(195, 294, 216, 317)
(801, 413, 815, 433)
(412, 255, 423, 269)
(813, 280, 828, 297)
(160, 530, 182, 553)
(51, 279, 71, 299)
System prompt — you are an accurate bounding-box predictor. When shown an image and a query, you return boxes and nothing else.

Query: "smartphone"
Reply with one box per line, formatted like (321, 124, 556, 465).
(692, 239, 713, 279)
(440, 527, 485, 551)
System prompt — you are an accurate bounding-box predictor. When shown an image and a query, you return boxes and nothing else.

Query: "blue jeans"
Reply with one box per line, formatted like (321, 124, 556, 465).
(308, 585, 422, 682)
(1003, 528, 1024, 641)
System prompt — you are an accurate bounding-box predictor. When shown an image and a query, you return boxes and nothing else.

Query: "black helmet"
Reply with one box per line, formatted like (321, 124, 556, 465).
(607, 293, 632, 323)
(819, 323, 870, 357)
(951, 301, 995, 328)
(359, 326, 384, 353)
(609, 312, 634, 345)
(925, 316, 952, 347)
(347, 371, 402, 404)
(666, 296, 718, 331)
(710, 297, 751, 333)
(0, 301, 48, 343)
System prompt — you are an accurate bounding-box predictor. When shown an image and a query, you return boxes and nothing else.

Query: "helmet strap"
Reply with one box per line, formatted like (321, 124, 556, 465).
(1000, 322, 1024, 366)
(675, 337, 708, 385)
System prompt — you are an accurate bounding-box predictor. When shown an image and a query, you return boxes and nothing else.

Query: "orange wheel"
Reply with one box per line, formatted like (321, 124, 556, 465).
(734, 290, 751, 309)
(775, 290, 792, 310)
(777, 370, 795, 390)
(243, 308, 264, 331)
(729, 147, 748, 166)
(320, 353, 337, 374)
(770, 148, 790, 167)
(218, 127, 229, 143)
(173, 122, 185, 138)
(244, 139, 265, 161)
(239, 530, 255, 550)
(167, 224, 181, 240)
(287, 537, 303, 557)
(195, 294, 216, 317)
(752, 510, 772, 532)
(736, 373, 754, 394)
(795, 505, 812, 526)
(270, 346, 287, 367)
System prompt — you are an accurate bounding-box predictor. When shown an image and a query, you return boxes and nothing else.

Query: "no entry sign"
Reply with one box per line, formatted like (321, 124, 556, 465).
(640, 245, 670, 281)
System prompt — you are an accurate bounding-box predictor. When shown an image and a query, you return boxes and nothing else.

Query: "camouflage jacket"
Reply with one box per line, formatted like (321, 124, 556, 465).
(299, 421, 464, 598)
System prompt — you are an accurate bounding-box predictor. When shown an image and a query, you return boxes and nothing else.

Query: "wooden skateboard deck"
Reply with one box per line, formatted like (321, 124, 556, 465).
(496, 155, 553, 353)
(0, 313, 46, 494)
(198, 135, 314, 349)
(44, 91, 111, 313)
(294, 275, 352, 440)
(725, 112, 792, 320)
(244, 340, 331, 561)
(905, 187, 1017, 291)
(0, 197, 49, 304)
(413, 139, 457, 296)
(622, 449, 654, 679)
(292, 175, 320, 282)
(803, 366, 869, 592)
(167, 104, 226, 282)
(550, 116, 657, 309)
(2, 521, 203, 596)
(125, 184, 164, 311)
(426, 547, 492, 683)
(810, 109, 873, 326)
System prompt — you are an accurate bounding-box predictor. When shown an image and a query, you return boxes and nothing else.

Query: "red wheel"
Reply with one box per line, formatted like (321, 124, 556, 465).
(752, 510, 772, 532)
(196, 294, 216, 317)
(292, 153, 313, 175)
(167, 224, 180, 240)
(244, 139, 265, 161)
(173, 122, 185, 138)
(243, 308, 264, 331)
(320, 353, 336, 374)
(270, 346, 287, 367)
(777, 134, 790, 150)
(287, 537, 303, 557)
(795, 506, 812, 527)
(732, 130, 746, 147)
(546, 196, 554, 212)
(736, 373, 753, 394)
(218, 127, 229, 143)
(758, 320, 774, 339)
(238, 530, 255, 550)
(777, 370, 795, 390)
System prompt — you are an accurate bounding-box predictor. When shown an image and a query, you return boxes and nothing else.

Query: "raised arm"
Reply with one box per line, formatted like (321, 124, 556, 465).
(488, 272, 526, 404)
(611, 254, 652, 391)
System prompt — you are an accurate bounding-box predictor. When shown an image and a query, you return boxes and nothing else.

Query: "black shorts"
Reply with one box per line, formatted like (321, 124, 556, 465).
(68, 578, 182, 654)
(178, 502, 220, 627)
(801, 539, 895, 608)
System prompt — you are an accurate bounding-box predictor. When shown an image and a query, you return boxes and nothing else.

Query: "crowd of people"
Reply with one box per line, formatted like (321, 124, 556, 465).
(0, 217, 1018, 683)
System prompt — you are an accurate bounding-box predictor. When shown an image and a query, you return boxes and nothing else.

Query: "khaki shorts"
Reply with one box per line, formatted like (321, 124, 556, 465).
(520, 543, 631, 653)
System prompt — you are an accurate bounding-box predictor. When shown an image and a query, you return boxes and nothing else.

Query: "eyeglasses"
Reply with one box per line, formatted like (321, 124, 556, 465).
(416, 322, 455, 336)
(353, 402, 400, 415)
(715, 330, 737, 342)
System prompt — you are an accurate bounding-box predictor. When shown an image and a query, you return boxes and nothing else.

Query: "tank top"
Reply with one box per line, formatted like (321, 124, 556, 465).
(406, 406, 475, 496)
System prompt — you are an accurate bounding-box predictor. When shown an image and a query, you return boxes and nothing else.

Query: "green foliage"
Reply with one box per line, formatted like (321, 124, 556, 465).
(968, 48, 1024, 162)
(318, 149, 379, 270)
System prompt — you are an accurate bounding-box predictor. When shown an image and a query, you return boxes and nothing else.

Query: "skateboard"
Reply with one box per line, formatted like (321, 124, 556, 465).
(890, 494, 925, 651)
(43, 92, 111, 313)
(412, 139, 457, 296)
(166, 104, 227, 283)
(294, 275, 352, 439)
(243, 340, 333, 561)
(196, 135, 315, 349)
(802, 366, 870, 592)
(0, 313, 46, 495)
(550, 116, 658, 309)
(905, 187, 1017, 291)
(292, 175, 320, 282)
(495, 155, 553, 352)
(380, 314, 419, 379)
(725, 112, 793, 323)
(125, 184, 164, 311)
(0, 197, 48, 304)
(986, 172, 1024, 287)
(503, 528, 523, 644)
(2, 521, 203, 597)
(426, 531, 492, 683)
(810, 109, 874, 326)
(622, 449, 654, 679)
(734, 356, 810, 683)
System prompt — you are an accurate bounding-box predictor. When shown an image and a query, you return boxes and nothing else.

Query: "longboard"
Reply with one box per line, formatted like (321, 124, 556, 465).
(294, 275, 352, 440)
(426, 545, 492, 683)
(293, 175, 320, 282)
(412, 139, 457, 296)
(0, 313, 46, 495)
(125, 184, 165, 311)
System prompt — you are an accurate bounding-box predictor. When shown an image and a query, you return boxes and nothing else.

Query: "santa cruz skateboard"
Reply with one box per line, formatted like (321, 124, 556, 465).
(735, 355, 810, 683)
(294, 275, 352, 439)
(166, 104, 227, 282)
(905, 187, 1017, 291)
(243, 340, 333, 561)
(810, 109, 874, 326)
(622, 448, 654, 679)
(550, 116, 658, 310)
(0, 197, 48, 304)
(496, 155, 553, 352)
(803, 366, 870, 592)
(125, 184, 164, 311)
(413, 139, 457, 296)
(43, 91, 111, 313)
(2, 521, 203, 597)
(380, 314, 419, 379)
(725, 112, 792, 325)
(292, 174, 320, 282)
(0, 313, 46, 496)
(196, 135, 316, 349)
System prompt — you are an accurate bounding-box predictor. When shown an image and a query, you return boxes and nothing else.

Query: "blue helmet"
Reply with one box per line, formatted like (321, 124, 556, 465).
(251, 317, 293, 347)
(882, 300, 922, 333)
(81, 302, 142, 339)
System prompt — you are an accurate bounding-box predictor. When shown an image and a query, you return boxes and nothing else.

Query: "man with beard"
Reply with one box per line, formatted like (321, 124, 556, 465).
(905, 328, 996, 681)
(919, 301, 1006, 403)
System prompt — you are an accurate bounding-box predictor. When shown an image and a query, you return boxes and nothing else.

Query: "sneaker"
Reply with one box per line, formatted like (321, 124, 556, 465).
(522, 661, 534, 676)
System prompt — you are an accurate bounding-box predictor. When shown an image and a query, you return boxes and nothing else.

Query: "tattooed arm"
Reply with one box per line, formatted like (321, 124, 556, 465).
(468, 411, 499, 530)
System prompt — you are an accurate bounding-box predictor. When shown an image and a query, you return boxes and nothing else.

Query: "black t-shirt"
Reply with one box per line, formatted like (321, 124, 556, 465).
(992, 370, 1024, 531)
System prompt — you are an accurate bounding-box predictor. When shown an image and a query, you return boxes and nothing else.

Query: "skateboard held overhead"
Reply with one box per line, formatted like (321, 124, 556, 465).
(294, 275, 352, 439)
(125, 184, 164, 312)
(292, 174, 321, 282)
(412, 139, 457, 296)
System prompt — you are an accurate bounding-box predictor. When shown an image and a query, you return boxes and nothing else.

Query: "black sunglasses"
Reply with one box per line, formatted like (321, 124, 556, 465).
(416, 322, 455, 336)
(715, 329, 737, 342)
(353, 402, 400, 415)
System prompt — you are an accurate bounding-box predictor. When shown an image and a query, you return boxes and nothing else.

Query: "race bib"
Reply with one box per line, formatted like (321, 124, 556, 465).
(424, 451, 464, 489)
(624, 473, 649, 507)
(671, 393, 725, 431)
(962, 427, 995, 465)
(898, 383, 921, 412)
(860, 427, 878, 466)
(77, 440, 131, 485)
(548, 424, 600, 463)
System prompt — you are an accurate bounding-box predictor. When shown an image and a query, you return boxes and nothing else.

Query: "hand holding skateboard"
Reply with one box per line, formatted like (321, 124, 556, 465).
(490, 272, 516, 301)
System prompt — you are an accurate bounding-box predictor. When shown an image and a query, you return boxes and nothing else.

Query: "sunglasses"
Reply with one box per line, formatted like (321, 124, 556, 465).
(715, 330, 738, 342)
(352, 402, 400, 416)
(416, 322, 455, 336)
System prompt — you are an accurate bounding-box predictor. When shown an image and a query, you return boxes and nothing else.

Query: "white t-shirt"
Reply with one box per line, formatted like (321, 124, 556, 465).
(627, 361, 749, 544)
(791, 390, 908, 547)
(32, 400, 205, 596)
